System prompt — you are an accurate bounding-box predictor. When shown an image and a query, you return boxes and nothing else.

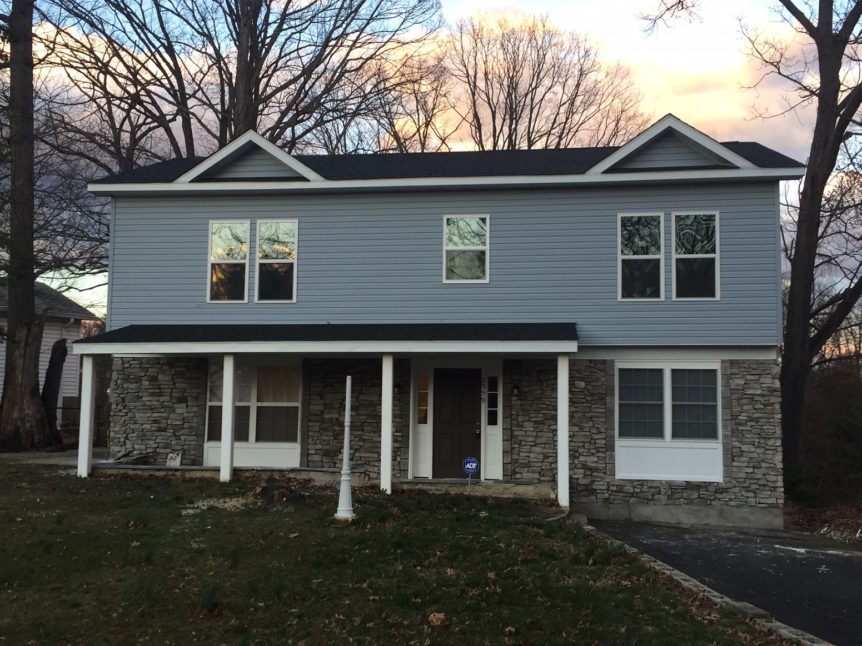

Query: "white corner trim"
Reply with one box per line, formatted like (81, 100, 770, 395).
(73, 339, 579, 356)
(586, 114, 758, 175)
(175, 131, 324, 183)
(87, 166, 804, 196)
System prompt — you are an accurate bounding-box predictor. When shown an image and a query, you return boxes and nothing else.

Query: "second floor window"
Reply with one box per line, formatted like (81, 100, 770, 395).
(257, 220, 298, 302)
(209, 221, 249, 302)
(444, 215, 489, 282)
(619, 213, 663, 299)
(673, 212, 719, 299)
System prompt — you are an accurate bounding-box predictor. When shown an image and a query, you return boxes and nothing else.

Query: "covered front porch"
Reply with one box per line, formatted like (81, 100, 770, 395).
(73, 323, 578, 507)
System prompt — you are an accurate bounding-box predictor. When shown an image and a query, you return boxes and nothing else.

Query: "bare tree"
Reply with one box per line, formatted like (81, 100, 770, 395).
(447, 15, 649, 151)
(0, 0, 56, 450)
(46, 0, 442, 159)
(644, 1, 862, 475)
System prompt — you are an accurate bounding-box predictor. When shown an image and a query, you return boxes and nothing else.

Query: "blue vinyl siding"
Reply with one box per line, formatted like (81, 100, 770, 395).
(615, 132, 724, 170)
(108, 182, 781, 345)
(207, 148, 301, 180)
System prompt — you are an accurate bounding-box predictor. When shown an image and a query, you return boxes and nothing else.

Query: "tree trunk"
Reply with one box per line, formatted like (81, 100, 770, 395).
(40, 338, 67, 444)
(0, 320, 55, 450)
(233, 0, 261, 137)
(0, 0, 54, 451)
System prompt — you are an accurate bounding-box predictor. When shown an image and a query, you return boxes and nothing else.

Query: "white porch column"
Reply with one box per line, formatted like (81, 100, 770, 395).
(219, 354, 236, 482)
(556, 354, 570, 508)
(77, 355, 97, 477)
(380, 354, 394, 494)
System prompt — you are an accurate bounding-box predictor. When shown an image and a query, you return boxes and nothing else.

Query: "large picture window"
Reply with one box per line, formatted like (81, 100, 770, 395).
(208, 221, 249, 302)
(673, 212, 719, 299)
(444, 215, 489, 282)
(257, 220, 298, 302)
(617, 366, 719, 441)
(619, 214, 663, 299)
(206, 362, 301, 444)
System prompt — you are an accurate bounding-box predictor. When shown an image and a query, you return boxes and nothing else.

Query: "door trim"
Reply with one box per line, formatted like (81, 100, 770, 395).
(409, 357, 503, 481)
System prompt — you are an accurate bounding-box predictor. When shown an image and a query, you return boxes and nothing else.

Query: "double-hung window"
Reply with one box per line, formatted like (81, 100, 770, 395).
(206, 362, 301, 444)
(619, 213, 663, 299)
(444, 215, 489, 282)
(616, 363, 722, 482)
(208, 221, 249, 302)
(256, 220, 298, 302)
(673, 212, 719, 299)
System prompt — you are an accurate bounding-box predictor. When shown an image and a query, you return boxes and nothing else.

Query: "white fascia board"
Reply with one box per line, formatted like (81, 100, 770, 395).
(575, 345, 778, 361)
(174, 131, 324, 183)
(586, 114, 758, 175)
(73, 339, 579, 356)
(88, 166, 804, 196)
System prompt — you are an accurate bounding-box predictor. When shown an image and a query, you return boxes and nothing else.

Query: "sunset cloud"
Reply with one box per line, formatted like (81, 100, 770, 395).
(442, 0, 814, 162)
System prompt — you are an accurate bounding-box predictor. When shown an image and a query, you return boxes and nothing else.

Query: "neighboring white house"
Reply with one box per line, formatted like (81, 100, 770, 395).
(0, 282, 97, 423)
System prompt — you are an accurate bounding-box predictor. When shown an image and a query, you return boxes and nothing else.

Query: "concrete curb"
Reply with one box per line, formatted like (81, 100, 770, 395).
(584, 525, 833, 646)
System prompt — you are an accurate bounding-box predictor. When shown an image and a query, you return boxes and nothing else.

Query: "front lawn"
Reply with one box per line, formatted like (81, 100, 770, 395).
(0, 466, 782, 644)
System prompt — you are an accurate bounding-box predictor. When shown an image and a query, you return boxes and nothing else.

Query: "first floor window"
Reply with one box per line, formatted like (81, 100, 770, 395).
(206, 362, 301, 443)
(673, 212, 718, 299)
(416, 373, 429, 425)
(486, 376, 499, 426)
(619, 214, 663, 299)
(617, 366, 719, 441)
(257, 220, 298, 302)
(208, 221, 249, 301)
(444, 215, 489, 282)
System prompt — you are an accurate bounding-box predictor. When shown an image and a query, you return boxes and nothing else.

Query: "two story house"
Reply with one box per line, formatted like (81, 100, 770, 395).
(74, 115, 804, 528)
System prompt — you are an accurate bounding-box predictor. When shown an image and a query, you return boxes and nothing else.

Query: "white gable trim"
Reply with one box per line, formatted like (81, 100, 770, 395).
(586, 114, 757, 175)
(175, 131, 324, 183)
(88, 166, 803, 196)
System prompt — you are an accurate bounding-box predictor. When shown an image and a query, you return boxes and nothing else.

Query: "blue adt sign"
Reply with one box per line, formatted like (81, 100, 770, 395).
(462, 457, 479, 476)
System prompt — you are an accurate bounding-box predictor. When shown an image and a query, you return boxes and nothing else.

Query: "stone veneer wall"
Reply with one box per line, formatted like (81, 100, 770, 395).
(570, 358, 784, 517)
(301, 358, 410, 482)
(503, 359, 557, 483)
(109, 357, 207, 465)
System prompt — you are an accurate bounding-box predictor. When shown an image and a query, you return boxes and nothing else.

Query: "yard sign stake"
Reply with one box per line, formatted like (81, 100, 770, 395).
(334, 375, 355, 521)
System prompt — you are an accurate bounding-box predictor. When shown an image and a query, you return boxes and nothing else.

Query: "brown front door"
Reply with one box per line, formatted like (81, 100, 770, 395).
(433, 368, 482, 478)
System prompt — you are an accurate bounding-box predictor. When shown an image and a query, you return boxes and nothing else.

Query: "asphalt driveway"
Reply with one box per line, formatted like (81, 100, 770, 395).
(593, 520, 862, 645)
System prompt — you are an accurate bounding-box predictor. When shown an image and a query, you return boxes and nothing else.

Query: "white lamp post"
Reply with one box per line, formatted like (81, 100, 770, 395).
(334, 375, 355, 521)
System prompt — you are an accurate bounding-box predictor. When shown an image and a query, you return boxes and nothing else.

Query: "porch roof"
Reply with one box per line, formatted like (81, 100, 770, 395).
(73, 322, 579, 355)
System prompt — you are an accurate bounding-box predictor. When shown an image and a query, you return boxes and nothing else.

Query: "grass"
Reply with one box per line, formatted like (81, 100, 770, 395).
(0, 465, 783, 645)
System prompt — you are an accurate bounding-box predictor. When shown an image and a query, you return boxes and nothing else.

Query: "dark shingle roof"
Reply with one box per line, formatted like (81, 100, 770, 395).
(77, 322, 578, 344)
(0, 282, 96, 320)
(91, 142, 804, 185)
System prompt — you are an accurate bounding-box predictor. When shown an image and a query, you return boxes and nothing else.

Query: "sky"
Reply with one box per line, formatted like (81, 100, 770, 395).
(58, 0, 815, 316)
(442, 0, 814, 162)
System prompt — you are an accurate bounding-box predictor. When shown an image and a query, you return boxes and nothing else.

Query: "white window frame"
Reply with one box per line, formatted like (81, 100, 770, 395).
(615, 360, 723, 482)
(254, 219, 298, 304)
(206, 219, 250, 304)
(442, 214, 490, 284)
(671, 211, 720, 301)
(205, 359, 302, 446)
(617, 212, 664, 301)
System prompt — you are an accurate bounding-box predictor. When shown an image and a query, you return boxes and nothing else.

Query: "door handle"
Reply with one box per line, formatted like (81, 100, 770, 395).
(475, 424, 481, 439)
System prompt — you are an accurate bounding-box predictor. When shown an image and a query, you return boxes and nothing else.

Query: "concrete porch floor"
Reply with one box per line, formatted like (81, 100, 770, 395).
(396, 478, 555, 500)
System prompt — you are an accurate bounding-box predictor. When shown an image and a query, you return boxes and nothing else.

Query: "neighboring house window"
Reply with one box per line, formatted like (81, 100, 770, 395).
(615, 363, 722, 482)
(208, 221, 249, 302)
(257, 220, 298, 302)
(673, 212, 719, 299)
(619, 213, 663, 299)
(444, 215, 489, 282)
(206, 362, 301, 444)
